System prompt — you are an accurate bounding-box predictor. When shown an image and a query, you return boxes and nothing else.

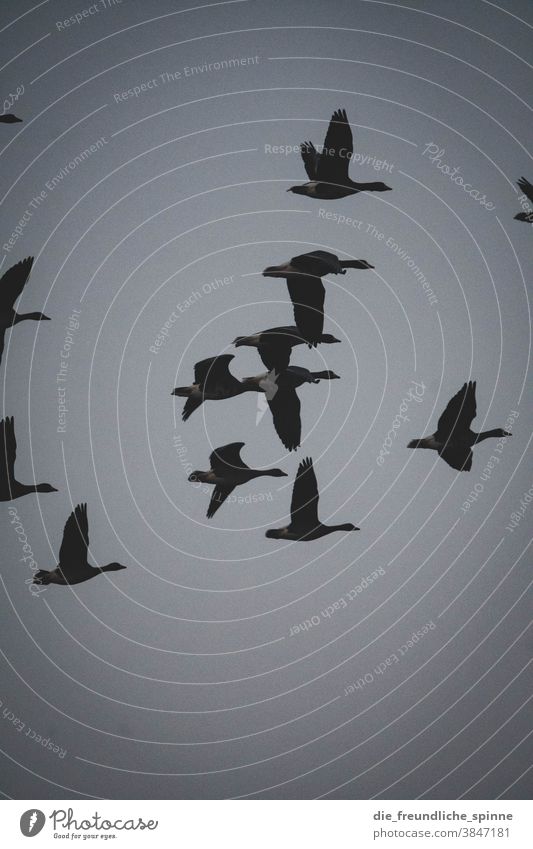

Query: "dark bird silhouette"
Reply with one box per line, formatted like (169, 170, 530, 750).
(0, 417, 57, 500)
(407, 381, 512, 471)
(253, 365, 339, 451)
(33, 503, 127, 586)
(0, 114, 22, 123)
(171, 354, 261, 421)
(263, 250, 373, 345)
(234, 325, 341, 372)
(514, 177, 533, 222)
(287, 108, 392, 199)
(0, 258, 50, 365)
(188, 442, 287, 519)
(266, 457, 358, 540)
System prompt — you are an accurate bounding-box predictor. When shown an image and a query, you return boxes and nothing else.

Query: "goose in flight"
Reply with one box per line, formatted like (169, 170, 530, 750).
(188, 442, 287, 519)
(407, 381, 511, 471)
(255, 365, 340, 451)
(33, 503, 127, 586)
(514, 177, 533, 222)
(0, 114, 22, 123)
(0, 417, 57, 500)
(0, 258, 50, 365)
(263, 250, 373, 345)
(172, 354, 259, 421)
(234, 325, 341, 372)
(287, 108, 392, 200)
(266, 457, 358, 540)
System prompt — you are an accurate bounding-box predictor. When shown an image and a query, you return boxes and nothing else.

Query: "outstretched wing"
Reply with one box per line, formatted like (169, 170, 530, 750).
(437, 381, 477, 439)
(291, 250, 339, 276)
(290, 457, 320, 528)
(439, 446, 473, 472)
(316, 108, 353, 183)
(287, 276, 325, 346)
(194, 354, 235, 390)
(206, 485, 236, 519)
(0, 416, 17, 483)
(58, 503, 89, 573)
(258, 338, 293, 371)
(300, 141, 320, 180)
(0, 257, 34, 310)
(210, 441, 248, 474)
(267, 387, 301, 451)
(517, 177, 533, 204)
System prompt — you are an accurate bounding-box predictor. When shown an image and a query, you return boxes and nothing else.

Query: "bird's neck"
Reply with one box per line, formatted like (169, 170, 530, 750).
(473, 429, 503, 443)
(350, 180, 382, 190)
(13, 311, 47, 323)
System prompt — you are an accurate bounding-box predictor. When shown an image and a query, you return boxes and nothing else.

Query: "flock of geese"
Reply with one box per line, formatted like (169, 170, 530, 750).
(0, 108, 522, 585)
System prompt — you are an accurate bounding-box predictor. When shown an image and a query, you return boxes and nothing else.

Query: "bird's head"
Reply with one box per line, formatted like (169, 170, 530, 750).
(270, 469, 288, 478)
(286, 185, 307, 195)
(265, 528, 283, 539)
(514, 212, 530, 221)
(321, 334, 341, 344)
(374, 182, 392, 192)
(103, 562, 127, 572)
(0, 114, 22, 123)
(233, 336, 251, 347)
(35, 483, 58, 493)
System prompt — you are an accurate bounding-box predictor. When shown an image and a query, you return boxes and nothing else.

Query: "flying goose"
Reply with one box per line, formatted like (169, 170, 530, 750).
(188, 442, 287, 519)
(288, 108, 392, 199)
(263, 250, 373, 345)
(253, 365, 340, 451)
(33, 503, 127, 586)
(171, 354, 259, 421)
(234, 325, 341, 372)
(266, 457, 358, 540)
(0, 114, 22, 123)
(514, 177, 533, 222)
(407, 381, 511, 471)
(0, 258, 50, 365)
(0, 417, 57, 500)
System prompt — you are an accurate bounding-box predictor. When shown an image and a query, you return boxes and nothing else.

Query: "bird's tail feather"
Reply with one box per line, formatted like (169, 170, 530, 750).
(172, 386, 191, 397)
(182, 396, 203, 421)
